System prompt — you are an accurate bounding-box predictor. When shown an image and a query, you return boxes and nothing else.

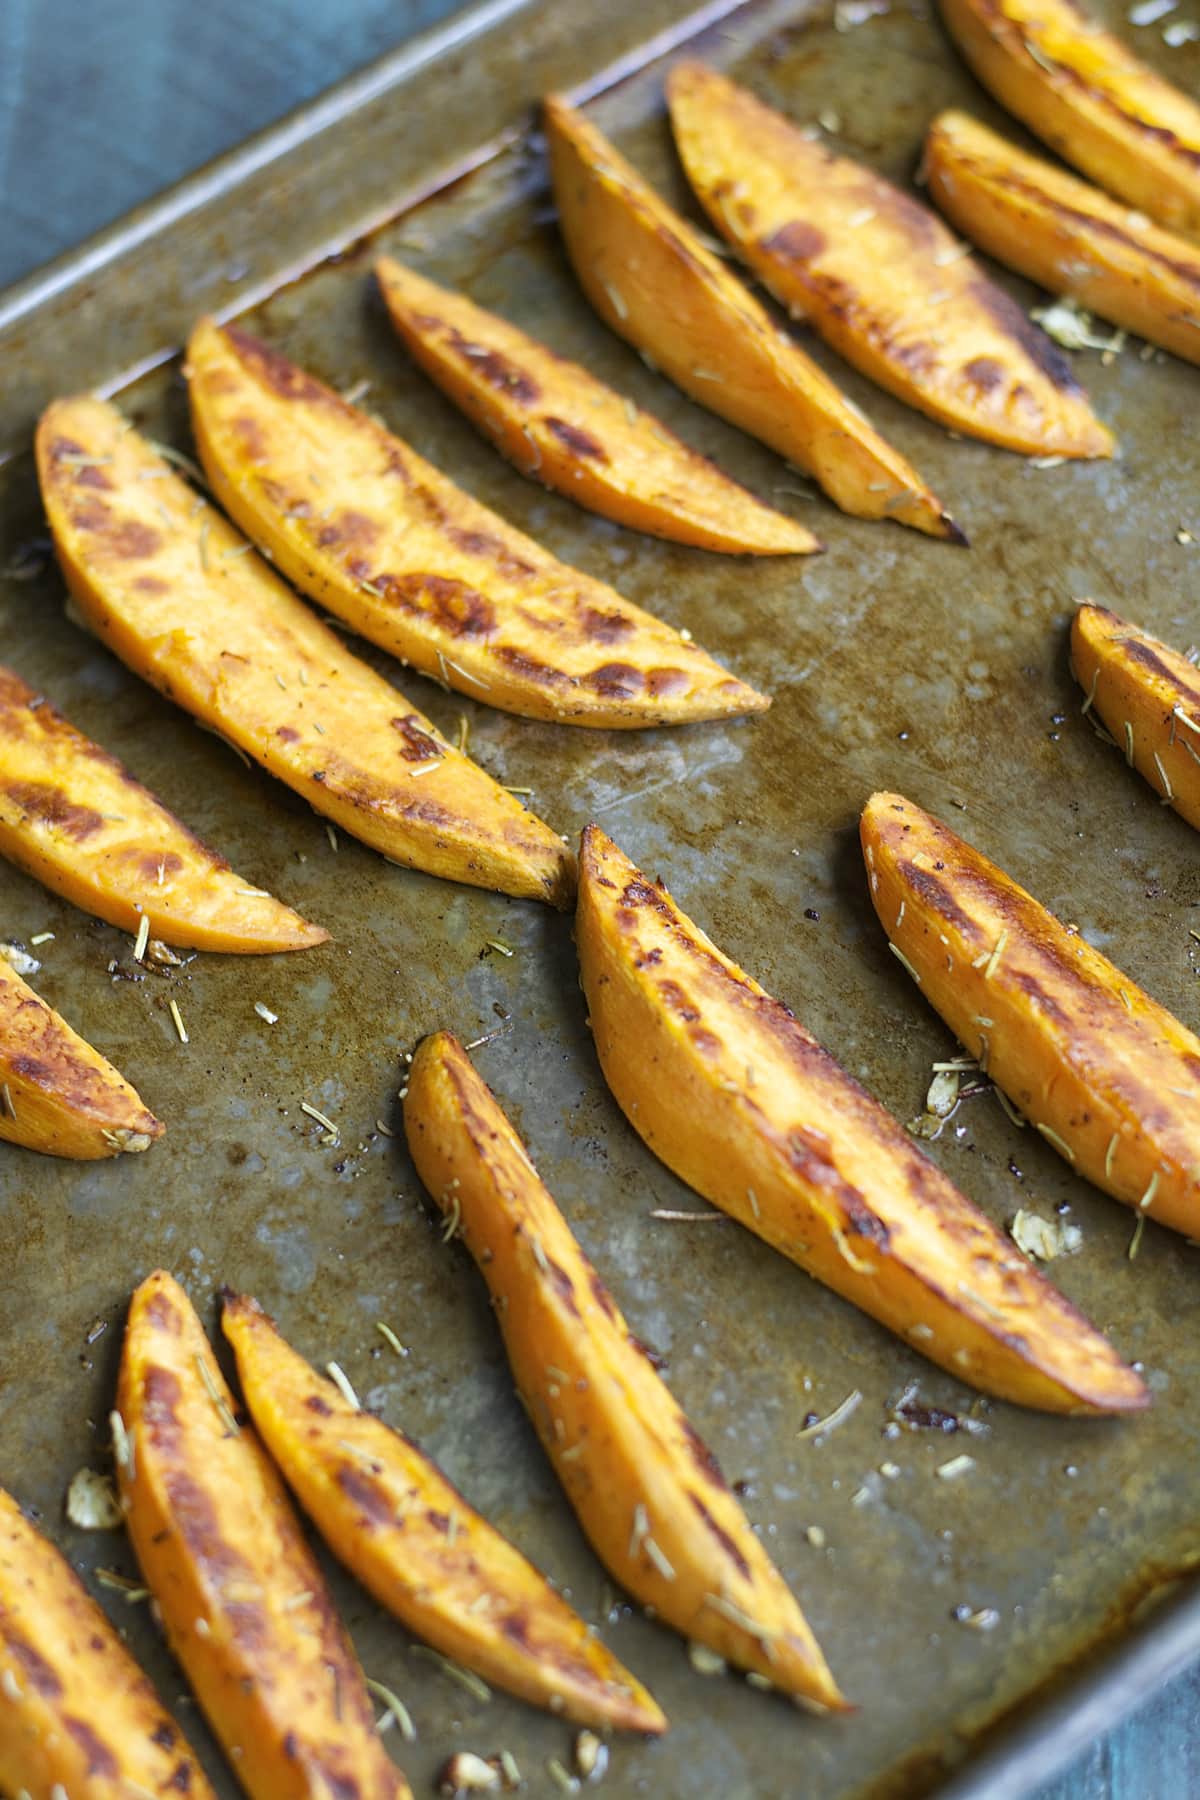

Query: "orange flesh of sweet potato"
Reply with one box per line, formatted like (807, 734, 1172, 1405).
(1072, 601, 1200, 830)
(36, 398, 574, 909)
(403, 1030, 846, 1711)
(116, 1271, 410, 1800)
(862, 791, 1200, 1239)
(0, 953, 161, 1158)
(543, 92, 962, 542)
(375, 256, 819, 555)
(938, 0, 1200, 241)
(221, 1292, 665, 1733)
(187, 318, 766, 726)
(0, 1484, 217, 1800)
(577, 824, 1146, 1415)
(667, 61, 1114, 459)
(925, 110, 1200, 366)
(0, 663, 326, 952)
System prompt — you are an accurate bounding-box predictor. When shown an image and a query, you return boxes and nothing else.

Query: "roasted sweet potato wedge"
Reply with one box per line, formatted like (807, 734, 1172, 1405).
(116, 1271, 410, 1800)
(0, 664, 325, 952)
(577, 825, 1146, 1415)
(667, 61, 1113, 459)
(1072, 602, 1200, 828)
(376, 257, 818, 555)
(862, 792, 1200, 1239)
(36, 399, 574, 909)
(543, 92, 961, 542)
(0, 1484, 216, 1800)
(221, 1291, 665, 1733)
(925, 111, 1200, 365)
(0, 953, 161, 1158)
(939, 0, 1200, 241)
(187, 317, 766, 726)
(403, 1030, 845, 1710)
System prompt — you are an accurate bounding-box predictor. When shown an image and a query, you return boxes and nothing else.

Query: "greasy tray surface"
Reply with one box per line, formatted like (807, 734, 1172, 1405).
(2, 0, 1199, 1794)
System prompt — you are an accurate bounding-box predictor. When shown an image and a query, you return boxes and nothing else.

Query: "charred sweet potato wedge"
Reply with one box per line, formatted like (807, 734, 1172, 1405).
(1072, 602, 1200, 829)
(187, 317, 765, 726)
(926, 111, 1200, 365)
(939, 0, 1200, 241)
(0, 954, 161, 1158)
(403, 1030, 845, 1711)
(667, 61, 1113, 459)
(221, 1291, 664, 1733)
(543, 92, 961, 542)
(0, 1484, 216, 1800)
(36, 399, 574, 909)
(578, 825, 1146, 1415)
(116, 1271, 410, 1800)
(0, 664, 325, 952)
(376, 257, 818, 555)
(862, 792, 1200, 1239)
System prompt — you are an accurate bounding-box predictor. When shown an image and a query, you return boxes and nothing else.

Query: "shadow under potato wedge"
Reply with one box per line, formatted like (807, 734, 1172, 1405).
(0, 663, 326, 952)
(576, 824, 1146, 1415)
(1072, 602, 1200, 831)
(116, 1270, 411, 1800)
(543, 91, 961, 542)
(220, 1289, 666, 1734)
(0, 952, 161, 1157)
(925, 110, 1200, 366)
(36, 398, 574, 909)
(938, 0, 1200, 242)
(376, 257, 818, 556)
(861, 792, 1200, 1239)
(187, 317, 766, 727)
(0, 1484, 216, 1800)
(666, 61, 1113, 460)
(402, 1029, 846, 1712)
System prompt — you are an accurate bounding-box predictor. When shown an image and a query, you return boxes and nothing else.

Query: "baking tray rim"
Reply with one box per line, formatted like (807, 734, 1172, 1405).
(1, 0, 1197, 1791)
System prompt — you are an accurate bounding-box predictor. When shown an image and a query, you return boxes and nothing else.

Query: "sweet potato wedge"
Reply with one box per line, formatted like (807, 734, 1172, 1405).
(1072, 602, 1200, 828)
(187, 317, 766, 726)
(403, 1030, 845, 1710)
(376, 257, 818, 555)
(862, 792, 1200, 1239)
(36, 398, 573, 909)
(221, 1291, 665, 1733)
(543, 92, 962, 542)
(0, 953, 161, 1158)
(667, 61, 1113, 459)
(0, 663, 326, 952)
(116, 1271, 410, 1800)
(925, 111, 1200, 366)
(577, 825, 1146, 1415)
(0, 1484, 216, 1800)
(939, 0, 1200, 241)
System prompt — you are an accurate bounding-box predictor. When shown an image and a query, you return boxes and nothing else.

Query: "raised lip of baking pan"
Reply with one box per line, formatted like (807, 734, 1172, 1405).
(2, 0, 1198, 1792)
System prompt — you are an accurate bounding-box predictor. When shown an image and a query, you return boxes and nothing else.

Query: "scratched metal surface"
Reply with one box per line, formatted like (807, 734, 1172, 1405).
(1, 0, 1199, 1795)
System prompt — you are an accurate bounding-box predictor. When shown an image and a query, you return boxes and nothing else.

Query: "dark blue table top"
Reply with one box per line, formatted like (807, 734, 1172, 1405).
(1, 3, 1194, 1794)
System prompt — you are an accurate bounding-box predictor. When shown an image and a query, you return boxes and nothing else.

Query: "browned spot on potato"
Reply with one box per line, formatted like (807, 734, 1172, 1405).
(646, 667, 692, 698)
(426, 1508, 452, 1535)
(963, 356, 1006, 393)
(586, 662, 644, 699)
(1121, 635, 1200, 709)
(499, 1610, 534, 1649)
(136, 851, 185, 882)
(164, 1465, 253, 1585)
(762, 220, 827, 264)
(225, 325, 331, 406)
(305, 1394, 332, 1415)
(107, 518, 163, 560)
(8, 1052, 56, 1087)
(276, 724, 300, 743)
(6, 780, 105, 840)
(391, 715, 442, 762)
(544, 1254, 581, 1318)
(689, 1491, 751, 1579)
(588, 1270, 618, 1320)
(495, 646, 567, 687)
(168, 1760, 194, 1790)
(968, 280, 1081, 393)
(895, 857, 980, 942)
(71, 498, 113, 533)
(628, 1332, 668, 1372)
(6, 1628, 65, 1697)
(145, 1287, 184, 1334)
(75, 464, 114, 491)
(232, 414, 269, 462)
(657, 978, 700, 1023)
(65, 1715, 121, 1776)
(426, 317, 541, 402)
(681, 1417, 730, 1490)
(580, 606, 634, 645)
(379, 572, 497, 639)
(689, 1025, 724, 1057)
(544, 417, 609, 461)
(134, 574, 170, 594)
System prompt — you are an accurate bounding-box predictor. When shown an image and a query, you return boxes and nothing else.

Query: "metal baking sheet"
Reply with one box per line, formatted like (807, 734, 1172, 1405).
(2, 1, 1199, 1794)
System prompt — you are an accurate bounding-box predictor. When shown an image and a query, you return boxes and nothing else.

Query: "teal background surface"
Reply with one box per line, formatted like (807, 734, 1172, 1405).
(0, 2, 1194, 1793)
